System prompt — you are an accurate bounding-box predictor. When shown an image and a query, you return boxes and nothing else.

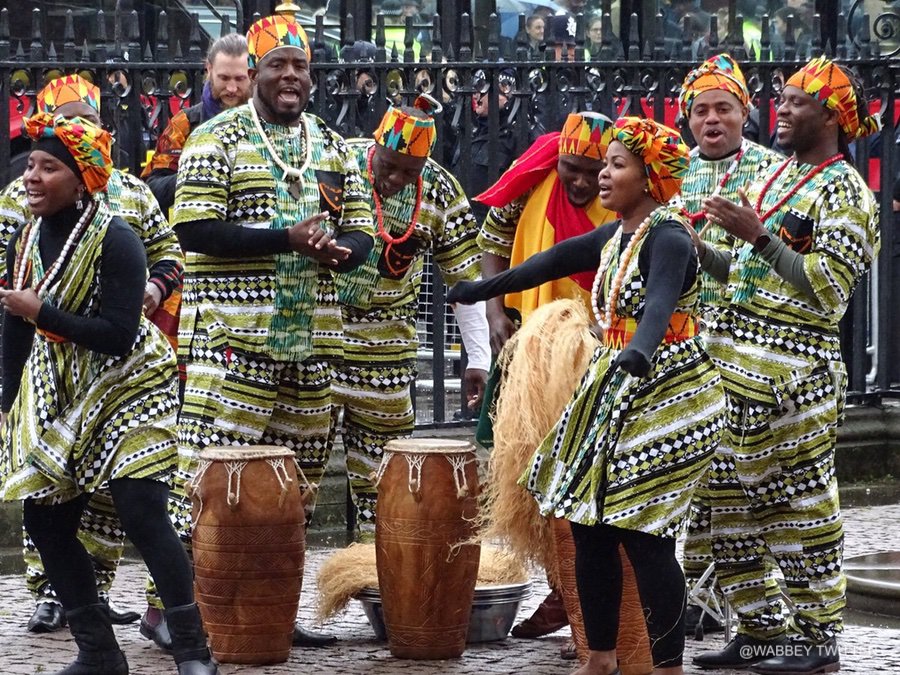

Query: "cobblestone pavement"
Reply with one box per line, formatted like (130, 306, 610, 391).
(0, 504, 897, 674)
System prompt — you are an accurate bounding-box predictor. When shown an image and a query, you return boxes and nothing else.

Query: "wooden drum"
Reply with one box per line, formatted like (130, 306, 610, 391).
(374, 438, 480, 659)
(190, 446, 306, 664)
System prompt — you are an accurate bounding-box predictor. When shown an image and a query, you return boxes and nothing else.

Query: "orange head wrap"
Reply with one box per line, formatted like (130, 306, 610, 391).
(24, 112, 112, 194)
(679, 53, 750, 118)
(558, 112, 613, 160)
(373, 94, 442, 158)
(37, 74, 100, 115)
(606, 117, 690, 204)
(785, 56, 881, 141)
(247, 14, 311, 68)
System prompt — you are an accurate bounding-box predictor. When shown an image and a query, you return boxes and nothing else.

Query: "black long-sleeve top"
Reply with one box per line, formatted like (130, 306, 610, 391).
(174, 220, 372, 274)
(447, 219, 698, 377)
(2, 207, 147, 412)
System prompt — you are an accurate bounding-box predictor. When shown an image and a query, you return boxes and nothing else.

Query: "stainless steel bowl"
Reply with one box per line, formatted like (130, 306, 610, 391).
(355, 582, 533, 643)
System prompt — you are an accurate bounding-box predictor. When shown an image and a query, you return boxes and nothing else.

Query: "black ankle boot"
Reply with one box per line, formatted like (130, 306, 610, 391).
(694, 633, 787, 670)
(54, 603, 128, 675)
(164, 603, 217, 675)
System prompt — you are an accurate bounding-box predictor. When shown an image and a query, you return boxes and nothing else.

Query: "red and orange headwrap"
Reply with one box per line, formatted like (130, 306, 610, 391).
(679, 53, 750, 118)
(785, 56, 881, 141)
(607, 117, 690, 204)
(24, 112, 112, 194)
(373, 94, 441, 158)
(247, 14, 311, 68)
(37, 74, 100, 115)
(558, 112, 613, 160)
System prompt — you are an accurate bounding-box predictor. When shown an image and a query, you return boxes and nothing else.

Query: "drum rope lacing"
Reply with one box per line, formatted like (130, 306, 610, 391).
(189, 459, 215, 519)
(224, 461, 249, 507)
(372, 451, 473, 499)
(447, 454, 470, 499)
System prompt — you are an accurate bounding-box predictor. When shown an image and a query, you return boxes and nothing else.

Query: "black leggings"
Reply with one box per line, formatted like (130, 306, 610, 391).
(570, 521, 686, 668)
(23, 478, 193, 611)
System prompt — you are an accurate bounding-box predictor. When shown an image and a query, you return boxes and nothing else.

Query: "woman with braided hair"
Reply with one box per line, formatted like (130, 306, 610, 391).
(0, 113, 215, 675)
(449, 116, 726, 675)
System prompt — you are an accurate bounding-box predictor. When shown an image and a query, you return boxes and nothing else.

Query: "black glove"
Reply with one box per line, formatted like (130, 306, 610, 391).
(613, 348, 651, 378)
(447, 280, 479, 305)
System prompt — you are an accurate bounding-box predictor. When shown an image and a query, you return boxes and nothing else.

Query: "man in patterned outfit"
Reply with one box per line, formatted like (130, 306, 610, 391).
(168, 13, 374, 648)
(334, 96, 490, 537)
(475, 112, 616, 650)
(675, 54, 783, 638)
(0, 74, 184, 634)
(692, 57, 880, 673)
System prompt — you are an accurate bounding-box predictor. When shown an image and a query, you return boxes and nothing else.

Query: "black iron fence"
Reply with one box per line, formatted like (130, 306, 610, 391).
(2, 2, 899, 422)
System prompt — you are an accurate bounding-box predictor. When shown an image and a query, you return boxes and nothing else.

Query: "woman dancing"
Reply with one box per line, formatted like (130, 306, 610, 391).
(0, 112, 215, 675)
(449, 116, 725, 675)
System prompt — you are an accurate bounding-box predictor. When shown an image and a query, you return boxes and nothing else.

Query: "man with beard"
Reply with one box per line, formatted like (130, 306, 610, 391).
(141, 32, 252, 216)
(165, 13, 374, 649)
(334, 95, 489, 537)
(0, 73, 184, 636)
(674, 53, 782, 639)
(475, 112, 616, 657)
(692, 57, 880, 674)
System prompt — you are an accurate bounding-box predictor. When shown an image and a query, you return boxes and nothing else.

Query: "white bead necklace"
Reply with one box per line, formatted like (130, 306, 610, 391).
(14, 198, 97, 297)
(248, 98, 310, 199)
(591, 214, 654, 330)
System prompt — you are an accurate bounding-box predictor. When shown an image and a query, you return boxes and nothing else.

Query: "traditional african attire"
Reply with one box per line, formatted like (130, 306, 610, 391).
(162, 101, 372, 592)
(333, 137, 483, 534)
(703, 58, 881, 642)
(674, 54, 785, 595)
(0, 79, 183, 608)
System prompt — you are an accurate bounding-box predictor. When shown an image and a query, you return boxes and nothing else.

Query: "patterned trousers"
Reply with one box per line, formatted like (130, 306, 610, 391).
(146, 333, 337, 608)
(332, 306, 417, 537)
(709, 368, 846, 643)
(23, 489, 124, 604)
(683, 473, 715, 586)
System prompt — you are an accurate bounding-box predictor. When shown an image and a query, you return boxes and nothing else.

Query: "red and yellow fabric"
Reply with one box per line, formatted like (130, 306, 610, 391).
(141, 109, 191, 176)
(36, 74, 100, 115)
(607, 117, 689, 204)
(786, 56, 881, 141)
(373, 94, 440, 158)
(603, 313, 698, 349)
(558, 111, 612, 159)
(247, 14, 311, 68)
(24, 112, 112, 194)
(678, 53, 750, 117)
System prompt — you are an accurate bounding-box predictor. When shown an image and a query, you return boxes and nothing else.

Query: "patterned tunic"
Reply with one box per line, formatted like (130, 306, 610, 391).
(705, 159, 880, 406)
(0, 171, 184, 292)
(524, 207, 726, 536)
(0, 212, 178, 503)
(677, 141, 782, 308)
(172, 105, 374, 364)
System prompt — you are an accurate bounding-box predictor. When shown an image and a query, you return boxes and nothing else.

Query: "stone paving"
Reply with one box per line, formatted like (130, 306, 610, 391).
(0, 504, 897, 674)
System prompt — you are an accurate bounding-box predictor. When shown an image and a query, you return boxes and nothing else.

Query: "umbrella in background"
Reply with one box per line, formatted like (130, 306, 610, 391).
(497, 0, 564, 39)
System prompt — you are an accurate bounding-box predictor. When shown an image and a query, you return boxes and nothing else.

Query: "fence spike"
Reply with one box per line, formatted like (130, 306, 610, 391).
(94, 9, 108, 63)
(627, 12, 640, 60)
(48, 41, 58, 62)
(459, 13, 472, 61)
(128, 10, 140, 62)
(0, 8, 8, 60)
(403, 15, 415, 63)
(811, 13, 822, 58)
(488, 13, 500, 61)
(189, 13, 202, 60)
(30, 7, 44, 62)
(157, 10, 169, 62)
(431, 13, 443, 63)
(653, 12, 665, 59)
(63, 9, 76, 61)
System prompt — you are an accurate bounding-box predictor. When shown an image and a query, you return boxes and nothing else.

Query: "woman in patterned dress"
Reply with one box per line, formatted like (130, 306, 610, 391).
(0, 113, 215, 675)
(449, 117, 726, 675)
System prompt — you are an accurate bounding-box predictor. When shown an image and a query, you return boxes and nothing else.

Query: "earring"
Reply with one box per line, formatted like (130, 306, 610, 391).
(76, 191, 85, 210)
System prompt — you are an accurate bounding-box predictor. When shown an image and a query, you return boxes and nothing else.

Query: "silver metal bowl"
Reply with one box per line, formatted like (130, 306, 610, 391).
(845, 551, 900, 618)
(355, 582, 533, 643)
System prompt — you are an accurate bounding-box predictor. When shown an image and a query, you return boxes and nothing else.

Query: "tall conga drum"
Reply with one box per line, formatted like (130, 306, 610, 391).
(190, 446, 306, 664)
(375, 438, 480, 659)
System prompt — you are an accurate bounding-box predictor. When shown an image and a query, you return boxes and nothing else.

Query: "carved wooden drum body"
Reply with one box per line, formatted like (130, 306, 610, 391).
(190, 446, 306, 664)
(375, 439, 481, 659)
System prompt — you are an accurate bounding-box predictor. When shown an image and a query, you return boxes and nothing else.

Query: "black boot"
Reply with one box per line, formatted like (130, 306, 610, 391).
(165, 603, 217, 675)
(27, 601, 67, 633)
(694, 633, 787, 670)
(292, 623, 337, 648)
(140, 606, 173, 651)
(54, 603, 128, 675)
(751, 637, 840, 674)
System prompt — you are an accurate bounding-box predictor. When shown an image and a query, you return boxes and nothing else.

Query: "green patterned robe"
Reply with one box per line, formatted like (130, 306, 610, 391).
(523, 207, 726, 536)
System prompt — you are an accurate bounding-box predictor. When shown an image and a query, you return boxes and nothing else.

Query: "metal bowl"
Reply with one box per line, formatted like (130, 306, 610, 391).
(845, 551, 900, 618)
(355, 582, 533, 643)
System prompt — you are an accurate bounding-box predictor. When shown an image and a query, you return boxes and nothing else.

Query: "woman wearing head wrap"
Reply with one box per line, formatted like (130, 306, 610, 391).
(0, 113, 216, 675)
(450, 117, 726, 675)
(692, 57, 880, 674)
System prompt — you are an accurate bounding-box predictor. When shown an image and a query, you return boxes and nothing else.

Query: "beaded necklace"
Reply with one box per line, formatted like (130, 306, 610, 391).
(591, 214, 654, 329)
(755, 153, 843, 223)
(681, 141, 746, 228)
(248, 99, 310, 199)
(14, 199, 97, 297)
(366, 144, 423, 276)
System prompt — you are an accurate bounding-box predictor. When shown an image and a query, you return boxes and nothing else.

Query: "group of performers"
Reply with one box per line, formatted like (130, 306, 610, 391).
(0, 6, 880, 675)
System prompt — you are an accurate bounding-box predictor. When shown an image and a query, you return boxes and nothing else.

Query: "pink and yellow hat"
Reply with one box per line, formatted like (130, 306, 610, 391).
(37, 74, 100, 115)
